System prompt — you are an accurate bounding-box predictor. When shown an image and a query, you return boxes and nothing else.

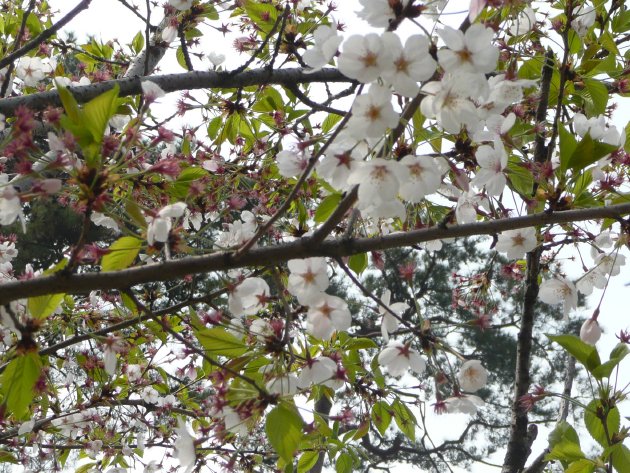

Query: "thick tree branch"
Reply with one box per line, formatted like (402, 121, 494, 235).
(2, 203, 630, 305)
(0, 67, 351, 116)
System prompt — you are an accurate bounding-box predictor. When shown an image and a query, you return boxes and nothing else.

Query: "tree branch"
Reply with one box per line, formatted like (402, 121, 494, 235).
(0, 67, 351, 116)
(2, 203, 630, 305)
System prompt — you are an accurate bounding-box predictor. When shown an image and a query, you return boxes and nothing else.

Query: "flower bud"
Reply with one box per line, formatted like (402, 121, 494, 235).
(580, 319, 601, 345)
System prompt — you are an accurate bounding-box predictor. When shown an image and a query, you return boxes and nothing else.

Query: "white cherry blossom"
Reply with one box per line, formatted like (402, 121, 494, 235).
(346, 84, 399, 139)
(317, 146, 361, 191)
(277, 150, 308, 178)
(215, 211, 257, 248)
(471, 141, 508, 196)
(347, 158, 406, 213)
(509, 7, 537, 35)
(0, 174, 23, 228)
(297, 357, 342, 389)
(287, 257, 329, 305)
(471, 113, 516, 143)
(162, 25, 178, 43)
(146, 202, 187, 245)
(455, 191, 487, 225)
(495, 227, 538, 260)
(380, 33, 437, 97)
(306, 294, 352, 339)
(538, 277, 578, 319)
(420, 76, 482, 134)
(141, 80, 166, 102)
(437, 24, 498, 74)
(266, 374, 299, 396)
(16, 57, 46, 87)
(378, 340, 426, 377)
(303, 23, 342, 70)
(457, 360, 488, 392)
(228, 277, 270, 316)
(379, 290, 409, 341)
(338, 34, 391, 83)
(398, 155, 443, 203)
(445, 394, 485, 414)
(170, 0, 193, 10)
(174, 419, 196, 472)
(572, 3, 596, 37)
(208, 51, 226, 67)
(356, 0, 402, 28)
(141, 386, 159, 404)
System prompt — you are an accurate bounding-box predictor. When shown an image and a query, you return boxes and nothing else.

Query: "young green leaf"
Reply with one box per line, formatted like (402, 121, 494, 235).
(101, 236, 143, 272)
(265, 404, 304, 463)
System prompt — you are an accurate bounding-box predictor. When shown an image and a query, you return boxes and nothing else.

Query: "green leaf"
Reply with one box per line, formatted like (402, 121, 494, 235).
(584, 399, 620, 446)
(348, 253, 368, 275)
(131, 30, 145, 54)
(297, 451, 319, 473)
(28, 292, 65, 320)
(545, 440, 585, 463)
(591, 343, 629, 379)
(343, 337, 377, 350)
(559, 125, 578, 172)
(0, 352, 42, 419)
(56, 81, 81, 123)
(583, 78, 609, 116)
(322, 113, 343, 134)
(335, 452, 353, 473)
(0, 450, 19, 464)
(566, 459, 595, 473)
(507, 156, 533, 196)
(82, 84, 120, 142)
(194, 327, 248, 358)
(549, 421, 581, 448)
(611, 444, 630, 473)
(101, 236, 143, 272)
(565, 134, 619, 173)
(371, 401, 392, 436)
(391, 399, 416, 441)
(265, 404, 304, 463)
(314, 194, 342, 223)
(171, 167, 208, 199)
(547, 334, 601, 372)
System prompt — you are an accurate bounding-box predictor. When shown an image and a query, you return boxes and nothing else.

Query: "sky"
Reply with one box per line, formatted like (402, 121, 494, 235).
(46, 0, 630, 472)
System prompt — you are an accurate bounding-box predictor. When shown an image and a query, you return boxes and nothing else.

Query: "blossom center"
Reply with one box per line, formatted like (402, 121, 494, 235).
(361, 52, 379, 68)
(394, 56, 409, 73)
(366, 105, 382, 121)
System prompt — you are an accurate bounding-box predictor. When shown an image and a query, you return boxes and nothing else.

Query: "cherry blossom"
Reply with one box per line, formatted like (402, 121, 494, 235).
(538, 277, 578, 319)
(215, 211, 257, 248)
(455, 191, 487, 225)
(471, 141, 508, 196)
(174, 419, 196, 472)
(398, 155, 444, 203)
(146, 202, 187, 245)
(437, 24, 499, 74)
(169, 0, 193, 10)
(317, 145, 361, 191)
(420, 76, 482, 134)
(378, 340, 426, 377)
(297, 356, 342, 389)
(495, 228, 538, 260)
(141, 386, 159, 404)
(306, 294, 352, 339)
(162, 25, 178, 43)
(16, 57, 46, 87)
(380, 33, 437, 97)
(572, 3, 596, 37)
(91, 212, 119, 231)
(337, 34, 391, 83)
(207, 51, 226, 67)
(580, 319, 602, 345)
(141, 80, 166, 102)
(287, 257, 329, 305)
(303, 23, 343, 70)
(379, 290, 409, 341)
(277, 150, 308, 178)
(509, 7, 537, 36)
(346, 84, 399, 139)
(471, 113, 516, 143)
(356, 0, 399, 28)
(457, 360, 488, 392)
(347, 158, 406, 217)
(0, 175, 23, 228)
(228, 277, 270, 316)
(266, 374, 299, 396)
(445, 394, 485, 414)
